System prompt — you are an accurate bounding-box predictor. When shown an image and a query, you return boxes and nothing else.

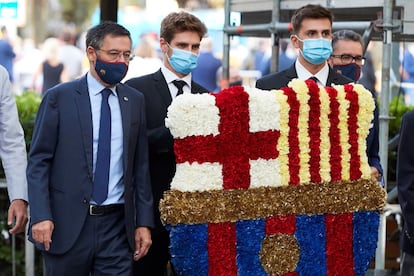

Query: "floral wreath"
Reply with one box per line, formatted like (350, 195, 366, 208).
(160, 79, 386, 276)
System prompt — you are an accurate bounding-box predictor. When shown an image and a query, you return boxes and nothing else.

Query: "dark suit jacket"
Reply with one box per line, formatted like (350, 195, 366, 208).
(398, 110, 414, 254)
(27, 75, 154, 254)
(125, 69, 208, 232)
(255, 63, 352, 90)
(256, 63, 382, 177)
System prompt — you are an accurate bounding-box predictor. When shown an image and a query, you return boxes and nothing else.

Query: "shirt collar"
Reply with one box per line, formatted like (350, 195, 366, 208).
(295, 59, 329, 86)
(161, 65, 192, 87)
(87, 72, 117, 96)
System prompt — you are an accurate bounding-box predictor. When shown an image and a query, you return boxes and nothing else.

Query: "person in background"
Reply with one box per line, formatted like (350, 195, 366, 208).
(58, 28, 85, 80)
(0, 64, 28, 234)
(27, 21, 153, 275)
(126, 11, 208, 276)
(328, 29, 382, 182)
(122, 33, 162, 82)
(256, 4, 351, 89)
(0, 26, 16, 82)
(397, 109, 414, 275)
(400, 43, 414, 106)
(259, 39, 296, 77)
(215, 65, 243, 92)
(31, 37, 69, 96)
(192, 36, 222, 91)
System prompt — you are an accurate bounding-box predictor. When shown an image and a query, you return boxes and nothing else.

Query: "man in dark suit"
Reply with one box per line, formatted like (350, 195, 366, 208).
(256, 4, 351, 90)
(27, 21, 154, 275)
(398, 110, 414, 274)
(126, 11, 208, 276)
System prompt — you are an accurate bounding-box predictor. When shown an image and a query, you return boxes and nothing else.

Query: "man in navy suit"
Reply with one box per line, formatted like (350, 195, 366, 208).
(27, 21, 154, 275)
(126, 11, 208, 276)
(256, 4, 351, 89)
(398, 110, 414, 274)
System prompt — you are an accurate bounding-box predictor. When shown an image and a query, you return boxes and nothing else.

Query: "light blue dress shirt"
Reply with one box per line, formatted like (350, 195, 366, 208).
(87, 73, 124, 205)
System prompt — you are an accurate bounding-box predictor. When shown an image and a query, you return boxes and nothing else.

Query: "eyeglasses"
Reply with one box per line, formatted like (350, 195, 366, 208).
(97, 48, 134, 61)
(331, 54, 365, 65)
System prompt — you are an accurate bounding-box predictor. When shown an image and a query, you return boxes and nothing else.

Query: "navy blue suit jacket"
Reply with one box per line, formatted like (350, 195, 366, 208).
(398, 110, 414, 254)
(256, 63, 382, 176)
(126, 69, 208, 233)
(27, 75, 154, 254)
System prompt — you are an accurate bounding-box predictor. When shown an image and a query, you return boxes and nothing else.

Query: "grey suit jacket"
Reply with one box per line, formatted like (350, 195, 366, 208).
(27, 74, 154, 254)
(0, 65, 27, 202)
(255, 63, 352, 90)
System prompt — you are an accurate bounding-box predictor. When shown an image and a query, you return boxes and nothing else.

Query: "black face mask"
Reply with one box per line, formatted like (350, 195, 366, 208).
(332, 63, 361, 82)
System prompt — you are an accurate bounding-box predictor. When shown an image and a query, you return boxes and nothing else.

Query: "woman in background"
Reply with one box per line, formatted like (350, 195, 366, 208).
(31, 37, 69, 95)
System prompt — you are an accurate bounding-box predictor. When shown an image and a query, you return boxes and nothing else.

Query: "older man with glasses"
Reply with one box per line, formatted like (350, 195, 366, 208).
(328, 29, 382, 183)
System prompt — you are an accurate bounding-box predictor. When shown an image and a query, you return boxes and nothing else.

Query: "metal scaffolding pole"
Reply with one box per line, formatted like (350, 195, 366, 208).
(375, 0, 394, 272)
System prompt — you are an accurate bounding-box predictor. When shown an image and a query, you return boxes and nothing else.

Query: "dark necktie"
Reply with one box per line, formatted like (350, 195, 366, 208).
(93, 88, 112, 205)
(173, 80, 186, 96)
(308, 76, 319, 84)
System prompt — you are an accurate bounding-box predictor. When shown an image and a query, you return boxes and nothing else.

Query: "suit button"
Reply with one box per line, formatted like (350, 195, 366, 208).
(83, 199, 87, 203)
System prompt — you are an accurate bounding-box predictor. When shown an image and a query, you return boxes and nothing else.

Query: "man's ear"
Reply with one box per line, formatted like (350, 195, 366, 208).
(86, 46, 97, 62)
(290, 34, 300, 49)
(159, 38, 168, 54)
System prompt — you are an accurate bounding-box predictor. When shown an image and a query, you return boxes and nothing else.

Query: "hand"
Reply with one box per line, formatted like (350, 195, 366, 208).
(133, 227, 152, 261)
(32, 220, 54, 251)
(370, 166, 380, 182)
(8, 199, 28, 234)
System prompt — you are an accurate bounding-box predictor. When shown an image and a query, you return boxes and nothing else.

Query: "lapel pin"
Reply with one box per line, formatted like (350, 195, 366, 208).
(123, 96, 128, 101)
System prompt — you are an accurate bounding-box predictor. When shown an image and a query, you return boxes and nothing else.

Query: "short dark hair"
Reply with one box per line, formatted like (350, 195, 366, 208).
(332, 30, 363, 50)
(291, 4, 333, 34)
(85, 21, 131, 49)
(160, 12, 207, 43)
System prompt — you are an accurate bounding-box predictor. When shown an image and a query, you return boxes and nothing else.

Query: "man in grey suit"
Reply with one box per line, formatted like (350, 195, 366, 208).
(126, 11, 208, 276)
(256, 4, 351, 90)
(0, 65, 28, 234)
(27, 22, 154, 275)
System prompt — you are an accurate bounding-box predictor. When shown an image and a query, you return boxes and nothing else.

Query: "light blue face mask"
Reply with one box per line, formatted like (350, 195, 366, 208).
(296, 36, 333, 65)
(167, 45, 198, 75)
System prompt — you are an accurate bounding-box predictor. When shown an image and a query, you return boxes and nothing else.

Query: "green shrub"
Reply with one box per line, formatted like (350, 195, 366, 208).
(15, 91, 41, 149)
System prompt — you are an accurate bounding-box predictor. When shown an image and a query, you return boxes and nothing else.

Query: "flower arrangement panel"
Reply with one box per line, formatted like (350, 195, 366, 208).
(161, 80, 386, 276)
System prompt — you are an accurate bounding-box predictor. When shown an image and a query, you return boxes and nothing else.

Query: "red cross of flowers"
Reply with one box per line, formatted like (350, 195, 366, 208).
(174, 86, 280, 190)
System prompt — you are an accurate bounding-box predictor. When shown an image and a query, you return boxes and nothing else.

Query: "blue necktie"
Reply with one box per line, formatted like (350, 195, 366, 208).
(93, 88, 112, 205)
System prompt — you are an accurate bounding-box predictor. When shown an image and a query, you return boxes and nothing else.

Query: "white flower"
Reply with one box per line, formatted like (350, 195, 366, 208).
(244, 86, 280, 132)
(165, 94, 220, 138)
(250, 158, 282, 187)
(171, 162, 223, 192)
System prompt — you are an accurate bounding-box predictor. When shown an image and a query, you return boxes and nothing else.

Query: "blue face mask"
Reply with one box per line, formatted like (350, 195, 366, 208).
(332, 63, 361, 82)
(297, 36, 332, 65)
(95, 58, 128, 85)
(168, 45, 198, 75)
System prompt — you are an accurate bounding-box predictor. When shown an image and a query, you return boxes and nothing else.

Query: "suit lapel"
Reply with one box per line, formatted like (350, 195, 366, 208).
(74, 76, 94, 177)
(190, 81, 208, 94)
(154, 69, 173, 107)
(115, 85, 131, 173)
(286, 64, 299, 84)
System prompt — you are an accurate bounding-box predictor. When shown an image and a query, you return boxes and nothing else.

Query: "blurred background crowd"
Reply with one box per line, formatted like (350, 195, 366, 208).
(3, 0, 410, 102)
